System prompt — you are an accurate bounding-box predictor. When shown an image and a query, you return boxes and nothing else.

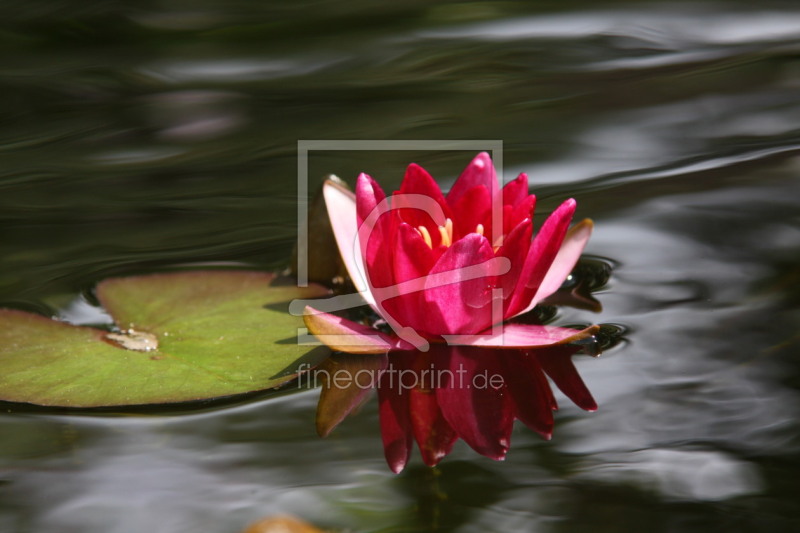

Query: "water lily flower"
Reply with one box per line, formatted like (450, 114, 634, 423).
(302, 152, 596, 352)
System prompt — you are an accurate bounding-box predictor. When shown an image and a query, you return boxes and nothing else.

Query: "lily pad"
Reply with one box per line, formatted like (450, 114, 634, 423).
(0, 271, 330, 407)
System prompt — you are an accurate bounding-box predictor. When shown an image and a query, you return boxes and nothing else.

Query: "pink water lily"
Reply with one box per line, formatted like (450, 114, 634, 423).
(303, 152, 596, 352)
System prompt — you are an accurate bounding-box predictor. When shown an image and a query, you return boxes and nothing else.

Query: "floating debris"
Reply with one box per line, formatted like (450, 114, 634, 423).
(105, 329, 159, 352)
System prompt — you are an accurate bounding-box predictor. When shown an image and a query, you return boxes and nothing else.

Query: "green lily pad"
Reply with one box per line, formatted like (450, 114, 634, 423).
(0, 271, 330, 407)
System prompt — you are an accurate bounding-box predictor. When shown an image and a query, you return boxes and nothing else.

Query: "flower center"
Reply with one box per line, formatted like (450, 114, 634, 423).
(415, 218, 453, 248)
(438, 218, 454, 247)
(414, 218, 490, 249)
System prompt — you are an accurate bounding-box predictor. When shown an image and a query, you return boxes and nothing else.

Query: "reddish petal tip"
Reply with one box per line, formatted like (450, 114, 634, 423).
(507, 172, 528, 188)
(493, 451, 508, 462)
(485, 440, 510, 461)
(473, 152, 491, 166)
(421, 454, 445, 468)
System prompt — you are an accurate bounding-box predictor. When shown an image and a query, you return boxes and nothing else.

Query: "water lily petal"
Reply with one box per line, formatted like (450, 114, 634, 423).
(513, 218, 594, 318)
(502, 172, 529, 207)
(355, 172, 386, 226)
(378, 379, 413, 473)
(316, 354, 388, 437)
(395, 223, 441, 279)
(422, 233, 498, 335)
(507, 194, 536, 234)
(494, 218, 532, 312)
(356, 173, 395, 291)
(535, 219, 594, 300)
(501, 351, 555, 439)
(507, 198, 576, 318)
(394, 163, 451, 236)
(535, 344, 598, 411)
(383, 223, 440, 332)
(446, 152, 498, 206)
(410, 385, 458, 467)
(436, 346, 512, 460)
(302, 306, 396, 354)
(449, 184, 491, 241)
(444, 323, 599, 348)
(323, 179, 373, 306)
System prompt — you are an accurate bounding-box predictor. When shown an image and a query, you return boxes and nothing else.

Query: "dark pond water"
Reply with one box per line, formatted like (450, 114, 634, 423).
(2, 1, 800, 531)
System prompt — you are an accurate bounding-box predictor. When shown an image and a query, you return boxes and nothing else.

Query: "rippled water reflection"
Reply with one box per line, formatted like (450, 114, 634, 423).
(1, 1, 799, 532)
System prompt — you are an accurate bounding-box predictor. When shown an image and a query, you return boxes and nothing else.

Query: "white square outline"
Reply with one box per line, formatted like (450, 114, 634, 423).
(296, 140, 507, 349)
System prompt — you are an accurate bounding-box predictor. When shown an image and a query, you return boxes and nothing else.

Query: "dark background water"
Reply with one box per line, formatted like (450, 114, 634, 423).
(2, 1, 800, 532)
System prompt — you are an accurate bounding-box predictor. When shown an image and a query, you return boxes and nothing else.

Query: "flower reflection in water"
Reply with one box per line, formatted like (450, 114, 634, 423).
(312, 343, 598, 473)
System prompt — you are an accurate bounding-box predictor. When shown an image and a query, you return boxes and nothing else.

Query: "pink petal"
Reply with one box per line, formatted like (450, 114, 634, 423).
(502, 173, 529, 207)
(436, 346, 513, 460)
(410, 383, 458, 467)
(303, 306, 399, 354)
(534, 345, 598, 411)
(394, 163, 451, 234)
(323, 179, 374, 307)
(506, 194, 536, 234)
(392, 223, 439, 283)
(499, 173, 534, 235)
(448, 185, 491, 240)
(494, 218, 532, 314)
(535, 218, 594, 302)
(382, 223, 439, 332)
(356, 172, 387, 227)
(443, 323, 599, 348)
(446, 152, 498, 206)
(507, 198, 576, 318)
(513, 218, 594, 318)
(378, 379, 413, 473)
(356, 173, 395, 291)
(422, 234, 498, 335)
(501, 351, 555, 439)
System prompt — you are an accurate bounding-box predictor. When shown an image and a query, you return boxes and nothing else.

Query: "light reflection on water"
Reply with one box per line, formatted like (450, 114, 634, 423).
(415, 9, 800, 45)
(1, 1, 800, 532)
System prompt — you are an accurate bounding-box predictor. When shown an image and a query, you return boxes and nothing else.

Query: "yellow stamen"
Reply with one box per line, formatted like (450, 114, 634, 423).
(417, 226, 432, 248)
(438, 226, 451, 247)
(436, 218, 454, 247)
(476, 223, 484, 236)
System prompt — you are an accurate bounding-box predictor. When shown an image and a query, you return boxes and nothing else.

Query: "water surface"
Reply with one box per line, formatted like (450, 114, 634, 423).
(1, 2, 799, 532)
